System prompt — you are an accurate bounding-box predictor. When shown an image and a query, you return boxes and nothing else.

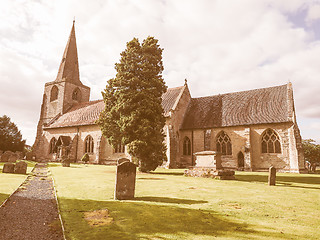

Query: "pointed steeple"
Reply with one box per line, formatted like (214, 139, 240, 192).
(55, 20, 81, 85)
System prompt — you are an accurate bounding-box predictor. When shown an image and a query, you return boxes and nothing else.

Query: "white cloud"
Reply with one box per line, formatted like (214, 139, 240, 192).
(306, 4, 320, 23)
(0, 0, 320, 145)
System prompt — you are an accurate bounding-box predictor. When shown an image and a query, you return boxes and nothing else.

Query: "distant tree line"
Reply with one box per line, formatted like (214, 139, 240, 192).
(0, 115, 25, 152)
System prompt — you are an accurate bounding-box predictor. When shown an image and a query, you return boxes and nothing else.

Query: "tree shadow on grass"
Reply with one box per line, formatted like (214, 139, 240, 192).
(134, 196, 207, 204)
(235, 173, 320, 189)
(137, 177, 165, 180)
(276, 182, 320, 190)
(60, 198, 300, 240)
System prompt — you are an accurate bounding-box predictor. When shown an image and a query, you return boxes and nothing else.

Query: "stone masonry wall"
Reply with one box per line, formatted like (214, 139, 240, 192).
(43, 125, 129, 163)
(166, 85, 191, 167)
(178, 123, 300, 172)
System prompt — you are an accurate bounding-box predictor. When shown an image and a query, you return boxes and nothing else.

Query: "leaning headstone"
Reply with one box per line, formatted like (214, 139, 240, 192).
(268, 166, 276, 186)
(2, 163, 15, 173)
(14, 161, 28, 174)
(117, 158, 130, 165)
(115, 161, 137, 200)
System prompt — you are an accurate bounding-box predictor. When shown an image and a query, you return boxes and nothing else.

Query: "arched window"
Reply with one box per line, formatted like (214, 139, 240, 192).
(183, 137, 191, 155)
(216, 131, 232, 155)
(115, 143, 125, 153)
(72, 88, 81, 101)
(49, 137, 57, 154)
(85, 135, 94, 154)
(50, 85, 59, 102)
(261, 129, 281, 153)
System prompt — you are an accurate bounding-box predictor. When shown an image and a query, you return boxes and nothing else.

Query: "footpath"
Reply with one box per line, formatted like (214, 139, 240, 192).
(0, 163, 64, 240)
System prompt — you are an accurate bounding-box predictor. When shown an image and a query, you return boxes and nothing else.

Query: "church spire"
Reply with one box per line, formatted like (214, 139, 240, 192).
(55, 21, 81, 85)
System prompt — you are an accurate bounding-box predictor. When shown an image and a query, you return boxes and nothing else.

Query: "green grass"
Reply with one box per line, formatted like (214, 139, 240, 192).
(0, 161, 36, 204)
(49, 164, 320, 240)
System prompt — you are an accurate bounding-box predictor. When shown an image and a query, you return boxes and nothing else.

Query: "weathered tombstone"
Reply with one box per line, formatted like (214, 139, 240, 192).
(115, 162, 137, 200)
(14, 161, 28, 174)
(8, 153, 19, 163)
(15, 151, 24, 160)
(268, 166, 276, 186)
(2, 163, 15, 173)
(1, 151, 13, 162)
(25, 151, 33, 161)
(117, 158, 130, 165)
(62, 158, 70, 167)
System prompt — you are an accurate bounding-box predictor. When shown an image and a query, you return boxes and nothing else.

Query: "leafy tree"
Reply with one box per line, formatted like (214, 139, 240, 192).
(302, 139, 320, 172)
(302, 139, 320, 163)
(98, 37, 167, 172)
(0, 115, 26, 152)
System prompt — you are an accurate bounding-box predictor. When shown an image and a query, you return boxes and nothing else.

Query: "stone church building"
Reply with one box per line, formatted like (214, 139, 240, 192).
(33, 22, 305, 173)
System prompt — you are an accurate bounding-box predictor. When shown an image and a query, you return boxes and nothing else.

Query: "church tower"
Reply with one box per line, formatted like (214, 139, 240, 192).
(42, 20, 90, 123)
(33, 21, 90, 159)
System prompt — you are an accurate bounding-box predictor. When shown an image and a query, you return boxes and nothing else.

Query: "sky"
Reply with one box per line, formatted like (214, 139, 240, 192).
(1, 0, 320, 146)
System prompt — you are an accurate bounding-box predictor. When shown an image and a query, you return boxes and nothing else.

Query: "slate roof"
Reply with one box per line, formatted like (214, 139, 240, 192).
(46, 84, 291, 130)
(47, 100, 104, 128)
(181, 84, 290, 129)
(46, 86, 185, 129)
(161, 86, 185, 117)
(56, 136, 72, 146)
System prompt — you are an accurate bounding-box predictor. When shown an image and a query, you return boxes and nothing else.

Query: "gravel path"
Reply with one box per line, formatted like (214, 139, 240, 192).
(0, 163, 64, 240)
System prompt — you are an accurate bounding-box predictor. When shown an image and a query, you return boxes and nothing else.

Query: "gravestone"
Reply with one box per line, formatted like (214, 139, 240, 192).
(268, 166, 276, 186)
(14, 161, 28, 174)
(2, 163, 15, 173)
(1, 151, 13, 162)
(8, 153, 19, 163)
(117, 158, 130, 165)
(15, 151, 24, 160)
(115, 161, 136, 200)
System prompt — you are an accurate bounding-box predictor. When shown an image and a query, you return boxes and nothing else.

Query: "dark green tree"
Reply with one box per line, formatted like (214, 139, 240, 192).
(0, 115, 26, 152)
(98, 37, 167, 172)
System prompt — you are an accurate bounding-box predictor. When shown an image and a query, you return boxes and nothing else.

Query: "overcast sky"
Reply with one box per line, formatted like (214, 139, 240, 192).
(1, 0, 320, 145)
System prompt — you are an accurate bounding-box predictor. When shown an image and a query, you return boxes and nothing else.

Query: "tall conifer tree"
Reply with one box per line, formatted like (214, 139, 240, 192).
(98, 37, 167, 172)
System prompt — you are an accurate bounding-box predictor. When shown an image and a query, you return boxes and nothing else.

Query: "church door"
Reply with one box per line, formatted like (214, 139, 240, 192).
(237, 151, 244, 169)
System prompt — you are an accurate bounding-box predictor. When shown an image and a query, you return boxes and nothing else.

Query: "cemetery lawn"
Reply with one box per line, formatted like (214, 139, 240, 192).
(49, 164, 320, 240)
(0, 161, 36, 204)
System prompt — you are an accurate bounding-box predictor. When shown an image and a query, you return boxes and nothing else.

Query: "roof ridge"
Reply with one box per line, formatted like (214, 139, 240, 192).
(193, 83, 288, 100)
(167, 85, 184, 91)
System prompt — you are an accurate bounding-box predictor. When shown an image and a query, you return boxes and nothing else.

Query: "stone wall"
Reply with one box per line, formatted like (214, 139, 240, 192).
(43, 81, 90, 123)
(165, 85, 191, 167)
(250, 123, 291, 171)
(178, 123, 302, 172)
(43, 125, 129, 163)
